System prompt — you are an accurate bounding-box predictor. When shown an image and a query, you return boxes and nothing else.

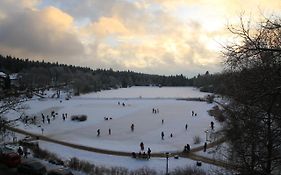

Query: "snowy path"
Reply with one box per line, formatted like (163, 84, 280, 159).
(6, 125, 237, 171)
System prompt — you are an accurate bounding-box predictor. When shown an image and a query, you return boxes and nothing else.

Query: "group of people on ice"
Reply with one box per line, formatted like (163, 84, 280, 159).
(96, 128, 112, 136)
(40, 111, 68, 125)
(86, 105, 215, 160)
(117, 101, 126, 107)
(37, 110, 69, 135)
(191, 110, 197, 116)
(17, 146, 28, 158)
(152, 108, 159, 114)
(132, 142, 152, 159)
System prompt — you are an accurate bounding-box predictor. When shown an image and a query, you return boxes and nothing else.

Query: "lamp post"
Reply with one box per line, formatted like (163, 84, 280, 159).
(165, 152, 170, 175)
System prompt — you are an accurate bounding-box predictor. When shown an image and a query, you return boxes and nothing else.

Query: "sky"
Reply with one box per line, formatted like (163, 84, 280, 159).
(0, 0, 280, 77)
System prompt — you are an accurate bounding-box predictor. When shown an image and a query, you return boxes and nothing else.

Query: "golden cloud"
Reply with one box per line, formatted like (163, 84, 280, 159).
(0, 4, 83, 61)
(41, 7, 74, 32)
(83, 16, 130, 37)
(1, 0, 280, 75)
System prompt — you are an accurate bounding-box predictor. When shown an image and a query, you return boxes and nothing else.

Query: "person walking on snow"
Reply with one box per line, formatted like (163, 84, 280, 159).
(204, 142, 207, 152)
(140, 142, 144, 151)
(211, 121, 214, 130)
(17, 146, 23, 156)
(147, 147, 151, 158)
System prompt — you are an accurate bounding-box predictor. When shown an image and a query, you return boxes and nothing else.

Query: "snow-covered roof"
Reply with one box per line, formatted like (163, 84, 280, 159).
(0, 71, 7, 78)
(9, 73, 18, 80)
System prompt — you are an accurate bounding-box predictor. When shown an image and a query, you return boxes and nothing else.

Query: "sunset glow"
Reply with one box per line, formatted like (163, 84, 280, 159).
(0, 0, 280, 76)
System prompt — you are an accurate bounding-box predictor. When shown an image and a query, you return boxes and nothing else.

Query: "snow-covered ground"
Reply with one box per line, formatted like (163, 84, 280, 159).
(79, 86, 210, 99)
(194, 142, 229, 161)
(4, 86, 226, 173)
(38, 140, 224, 174)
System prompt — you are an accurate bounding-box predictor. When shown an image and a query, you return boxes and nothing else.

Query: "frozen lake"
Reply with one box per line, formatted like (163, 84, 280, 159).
(79, 86, 210, 99)
(6, 86, 223, 173)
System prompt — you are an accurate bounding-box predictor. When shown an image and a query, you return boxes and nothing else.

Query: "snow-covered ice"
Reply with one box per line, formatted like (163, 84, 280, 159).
(5, 86, 225, 173)
(79, 86, 210, 99)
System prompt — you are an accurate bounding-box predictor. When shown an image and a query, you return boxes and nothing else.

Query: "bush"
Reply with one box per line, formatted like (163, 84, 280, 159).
(78, 115, 87, 121)
(71, 115, 78, 121)
(193, 136, 201, 144)
(205, 94, 215, 103)
(129, 167, 157, 175)
(69, 157, 81, 170)
(199, 85, 214, 93)
(71, 115, 87, 122)
(208, 106, 225, 122)
(27, 143, 65, 166)
(68, 157, 129, 175)
(171, 166, 207, 175)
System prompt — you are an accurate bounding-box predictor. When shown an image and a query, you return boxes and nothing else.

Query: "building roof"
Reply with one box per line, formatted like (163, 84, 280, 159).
(9, 73, 18, 80)
(0, 72, 6, 77)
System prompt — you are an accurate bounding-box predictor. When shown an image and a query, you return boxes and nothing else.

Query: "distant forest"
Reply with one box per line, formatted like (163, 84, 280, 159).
(0, 54, 215, 94)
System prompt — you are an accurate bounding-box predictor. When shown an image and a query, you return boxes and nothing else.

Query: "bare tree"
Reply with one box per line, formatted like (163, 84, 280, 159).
(0, 95, 27, 141)
(222, 16, 281, 174)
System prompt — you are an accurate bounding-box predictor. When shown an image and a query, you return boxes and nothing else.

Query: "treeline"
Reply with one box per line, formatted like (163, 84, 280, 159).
(0, 55, 194, 94)
(192, 71, 235, 95)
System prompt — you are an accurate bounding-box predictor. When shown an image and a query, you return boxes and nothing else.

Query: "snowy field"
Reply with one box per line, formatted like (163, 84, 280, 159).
(37, 140, 224, 174)
(5, 86, 225, 173)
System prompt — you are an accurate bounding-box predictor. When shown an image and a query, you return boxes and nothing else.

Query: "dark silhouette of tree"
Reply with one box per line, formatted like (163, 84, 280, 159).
(222, 16, 281, 174)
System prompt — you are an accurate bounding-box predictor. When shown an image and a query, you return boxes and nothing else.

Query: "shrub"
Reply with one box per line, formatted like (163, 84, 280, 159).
(71, 115, 78, 121)
(193, 136, 201, 144)
(26, 143, 65, 166)
(130, 167, 157, 175)
(205, 94, 215, 103)
(68, 157, 129, 175)
(208, 106, 225, 122)
(69, 157, 80, 170)
(78, 115, 87, 121)
(199, 85, 214, 93)
(80, 160, 94, 173)
(71, 115, 87, 122)
(171, 166, 207, 175)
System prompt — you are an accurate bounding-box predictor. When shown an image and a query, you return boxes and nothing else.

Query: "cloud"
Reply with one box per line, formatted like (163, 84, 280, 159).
(38, 0, 128, 22)
(0, 1, 84, 62)
(0, 0, 279, 76)
(82, 16, 130, 37)
(66, 0, 230, 75)
(81, 17, 222, 76)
